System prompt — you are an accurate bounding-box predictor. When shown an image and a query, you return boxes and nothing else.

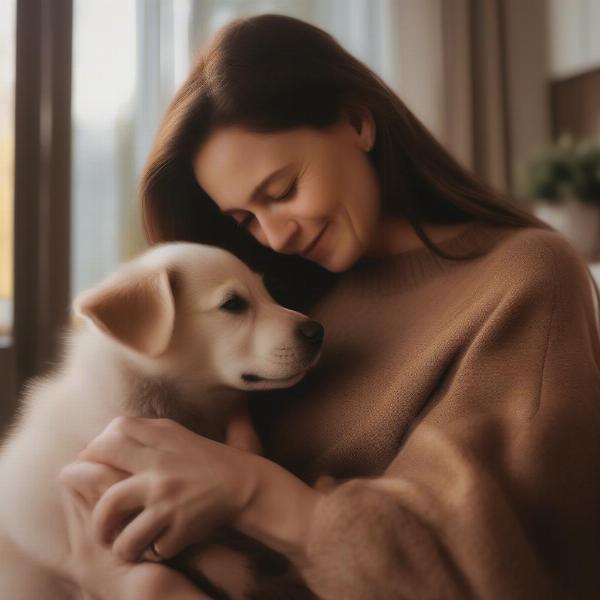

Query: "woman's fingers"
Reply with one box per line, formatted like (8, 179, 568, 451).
(148, 525, 202, 561)
(60, 486, 90, 539)
(78, 422, 155, 473)
(91, 476, 147, 545)
(58, 486, 101, 583)
(112, 507, 170, 562)
(78, 417, 193, 473)
(59, 461, 130, 505)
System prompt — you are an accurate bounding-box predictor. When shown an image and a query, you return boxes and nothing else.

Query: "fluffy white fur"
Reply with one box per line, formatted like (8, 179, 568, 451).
(0, 242, 323, 599)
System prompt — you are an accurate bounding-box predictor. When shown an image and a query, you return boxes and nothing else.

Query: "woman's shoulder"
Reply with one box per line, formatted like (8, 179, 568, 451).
(463, 223, 598, 340)
(479, 223, 592, 292)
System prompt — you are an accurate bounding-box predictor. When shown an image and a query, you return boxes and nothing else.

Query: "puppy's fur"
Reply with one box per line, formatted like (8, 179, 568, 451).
(0, 242, 324, 599)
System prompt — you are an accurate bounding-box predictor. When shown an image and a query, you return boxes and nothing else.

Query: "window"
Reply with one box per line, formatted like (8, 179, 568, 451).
(0, 0, 16, 341)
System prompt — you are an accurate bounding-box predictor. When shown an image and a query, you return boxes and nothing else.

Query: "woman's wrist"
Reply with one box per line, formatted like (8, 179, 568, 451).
(231, 455, 323, 569)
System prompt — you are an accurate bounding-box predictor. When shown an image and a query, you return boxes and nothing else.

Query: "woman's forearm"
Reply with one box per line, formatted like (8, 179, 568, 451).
(231, 456, 323, 570)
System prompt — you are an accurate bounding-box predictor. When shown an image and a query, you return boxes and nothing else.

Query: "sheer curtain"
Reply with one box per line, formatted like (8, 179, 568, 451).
(71, 0, 451, 298)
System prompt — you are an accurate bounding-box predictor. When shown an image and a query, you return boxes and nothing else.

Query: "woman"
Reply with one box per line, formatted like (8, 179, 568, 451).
(59, 13, 600, 599)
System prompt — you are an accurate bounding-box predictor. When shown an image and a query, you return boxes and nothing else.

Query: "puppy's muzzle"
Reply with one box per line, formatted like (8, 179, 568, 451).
(241, 319, 325, 384)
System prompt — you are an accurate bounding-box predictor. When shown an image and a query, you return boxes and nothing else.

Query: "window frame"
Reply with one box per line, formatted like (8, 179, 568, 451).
(0, 0, 72, 433)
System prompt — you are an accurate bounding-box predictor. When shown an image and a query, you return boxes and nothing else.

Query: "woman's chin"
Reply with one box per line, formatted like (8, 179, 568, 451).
(322, 245, 364, 273)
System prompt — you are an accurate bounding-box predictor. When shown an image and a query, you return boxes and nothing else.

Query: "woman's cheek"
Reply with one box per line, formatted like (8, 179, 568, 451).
(314, 181, 342, 216)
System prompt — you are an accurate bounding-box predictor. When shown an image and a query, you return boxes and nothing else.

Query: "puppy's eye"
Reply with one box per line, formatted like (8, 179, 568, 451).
(220, 294, 248, 313)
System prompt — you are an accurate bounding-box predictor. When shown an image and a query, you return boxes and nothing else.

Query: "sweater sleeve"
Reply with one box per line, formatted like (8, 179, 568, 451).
(298, 231, 600, 600)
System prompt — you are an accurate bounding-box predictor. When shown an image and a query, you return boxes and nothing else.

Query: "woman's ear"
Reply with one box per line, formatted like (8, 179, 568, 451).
(361, 109, 376, 151)
(344, 105, 376, 152)
(73, 268, 177, 358)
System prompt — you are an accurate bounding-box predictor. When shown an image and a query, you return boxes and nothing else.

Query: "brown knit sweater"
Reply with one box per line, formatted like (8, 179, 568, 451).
(249, 221, 600, 599)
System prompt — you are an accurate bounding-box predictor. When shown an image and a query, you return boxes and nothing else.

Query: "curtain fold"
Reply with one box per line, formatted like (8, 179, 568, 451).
(441, 0, 551, 194)
(441, 0, 509, 191)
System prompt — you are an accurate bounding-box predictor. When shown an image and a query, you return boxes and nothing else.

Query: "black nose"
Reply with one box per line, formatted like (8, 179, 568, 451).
(296, 319, 324, 347)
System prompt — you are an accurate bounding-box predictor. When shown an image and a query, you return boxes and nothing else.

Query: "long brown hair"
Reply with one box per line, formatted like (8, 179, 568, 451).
(140, 13, 549, 311)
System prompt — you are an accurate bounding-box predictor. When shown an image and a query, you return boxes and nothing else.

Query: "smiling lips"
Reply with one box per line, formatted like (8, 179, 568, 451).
(301, 225, 328, 257)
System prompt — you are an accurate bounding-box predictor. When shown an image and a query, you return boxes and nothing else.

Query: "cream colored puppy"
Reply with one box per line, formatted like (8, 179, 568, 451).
(0, 242, 324, 599)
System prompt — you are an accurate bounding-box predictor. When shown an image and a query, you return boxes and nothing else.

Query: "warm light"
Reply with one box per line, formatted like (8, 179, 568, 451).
(0, 0, 15, 339)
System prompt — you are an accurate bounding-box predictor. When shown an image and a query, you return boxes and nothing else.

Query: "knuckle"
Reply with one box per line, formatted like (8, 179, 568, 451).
(58, 463, 78, 486)
(152, 475, 180, 499)
(110, 415, 136, 434)
(83, 430, 126, 462)
(98, 428, 129, 452)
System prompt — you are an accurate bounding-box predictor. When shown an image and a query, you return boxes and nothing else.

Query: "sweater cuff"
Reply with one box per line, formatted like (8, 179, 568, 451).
(299, 478, 469, 600)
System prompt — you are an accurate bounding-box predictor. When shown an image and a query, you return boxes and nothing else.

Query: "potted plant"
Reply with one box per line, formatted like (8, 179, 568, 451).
(519, 134, 600, 259)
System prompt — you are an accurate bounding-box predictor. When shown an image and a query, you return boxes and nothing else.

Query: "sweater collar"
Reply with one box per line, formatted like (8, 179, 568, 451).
(339, 221, 512, 296)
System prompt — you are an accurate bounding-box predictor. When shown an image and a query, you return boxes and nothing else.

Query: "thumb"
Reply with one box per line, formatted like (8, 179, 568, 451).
(225, 402, 264, 456)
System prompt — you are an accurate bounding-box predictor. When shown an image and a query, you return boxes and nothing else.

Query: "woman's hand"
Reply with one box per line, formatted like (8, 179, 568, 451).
(73, 412, 265, 564)
(58, 463, 210, 600)
(66, 403, 324, 575)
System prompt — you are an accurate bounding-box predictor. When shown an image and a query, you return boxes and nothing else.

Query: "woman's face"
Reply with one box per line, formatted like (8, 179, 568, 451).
(191, 113, 381, 272)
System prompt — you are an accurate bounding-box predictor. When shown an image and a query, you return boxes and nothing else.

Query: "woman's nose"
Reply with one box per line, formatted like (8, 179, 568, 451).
(256, 211, 298, 253)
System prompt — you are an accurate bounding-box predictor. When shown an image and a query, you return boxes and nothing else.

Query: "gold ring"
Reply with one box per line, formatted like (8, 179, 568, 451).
(148, 541, 162, 561)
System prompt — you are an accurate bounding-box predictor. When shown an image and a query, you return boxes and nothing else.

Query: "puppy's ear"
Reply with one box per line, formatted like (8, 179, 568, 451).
(73, 268, 176, 358)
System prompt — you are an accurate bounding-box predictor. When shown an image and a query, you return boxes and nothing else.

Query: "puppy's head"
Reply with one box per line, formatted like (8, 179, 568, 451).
(73, 242, 324, 392)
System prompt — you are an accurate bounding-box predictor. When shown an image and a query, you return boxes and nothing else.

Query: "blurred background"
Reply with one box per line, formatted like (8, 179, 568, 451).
(1, 0, 600, 422)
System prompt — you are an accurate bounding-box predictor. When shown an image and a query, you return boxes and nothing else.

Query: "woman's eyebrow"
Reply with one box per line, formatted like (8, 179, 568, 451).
(222, 163, 293, 215)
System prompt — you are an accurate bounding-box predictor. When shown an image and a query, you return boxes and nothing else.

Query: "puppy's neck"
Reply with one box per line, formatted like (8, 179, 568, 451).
(123, 375, 244, 442)
(65, 324, 246, 442)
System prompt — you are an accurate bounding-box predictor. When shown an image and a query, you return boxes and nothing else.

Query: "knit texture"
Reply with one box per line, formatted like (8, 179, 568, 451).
(249, 221, 600, 599)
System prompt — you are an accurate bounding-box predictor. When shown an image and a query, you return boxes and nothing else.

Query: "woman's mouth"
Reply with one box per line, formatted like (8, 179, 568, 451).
(301, 225, 328, 258)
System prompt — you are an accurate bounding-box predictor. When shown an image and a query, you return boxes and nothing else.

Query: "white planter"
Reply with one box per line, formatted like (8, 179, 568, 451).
(533, 197, 600, 260)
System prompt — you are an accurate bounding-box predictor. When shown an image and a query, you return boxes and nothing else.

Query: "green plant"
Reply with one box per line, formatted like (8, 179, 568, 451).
(519, 134, 600, 206)
(572, 140, 600, 203)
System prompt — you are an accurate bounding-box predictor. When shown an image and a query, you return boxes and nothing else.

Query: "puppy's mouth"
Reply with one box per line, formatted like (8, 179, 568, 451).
(241, 369, 307, 384)
(241, 351, 321, 387)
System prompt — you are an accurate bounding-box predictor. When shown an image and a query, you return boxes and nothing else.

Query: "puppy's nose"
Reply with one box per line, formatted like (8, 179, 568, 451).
(296, 320, 324, 347)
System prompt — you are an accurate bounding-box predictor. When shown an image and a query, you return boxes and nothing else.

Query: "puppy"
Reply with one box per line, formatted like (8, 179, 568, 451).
(0, 242, 325, 600)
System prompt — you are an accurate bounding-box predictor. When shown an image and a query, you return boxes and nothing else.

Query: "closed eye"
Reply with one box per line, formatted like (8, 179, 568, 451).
(236, 178, 298, 231)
